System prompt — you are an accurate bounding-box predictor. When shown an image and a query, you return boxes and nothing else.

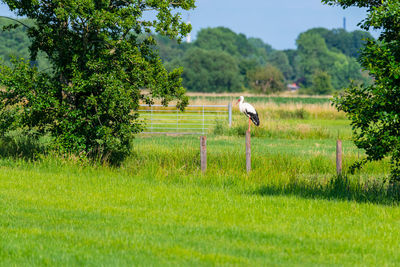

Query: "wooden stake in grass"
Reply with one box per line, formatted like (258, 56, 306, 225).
(336, 139, 342, 175)
(246, 131, 251, 173)
(200, 136, 207, 173)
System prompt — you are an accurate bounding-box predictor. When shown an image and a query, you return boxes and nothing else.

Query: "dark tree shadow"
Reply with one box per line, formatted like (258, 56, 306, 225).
(0, 130, 52, 160)
(253, 175, 400, 206)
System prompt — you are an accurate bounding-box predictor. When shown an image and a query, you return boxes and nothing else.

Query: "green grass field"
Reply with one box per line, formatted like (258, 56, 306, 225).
(1, 97, 399, 266)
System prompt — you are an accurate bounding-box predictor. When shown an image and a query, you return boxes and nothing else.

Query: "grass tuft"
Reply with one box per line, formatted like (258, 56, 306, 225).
(0, 129, 53, 160)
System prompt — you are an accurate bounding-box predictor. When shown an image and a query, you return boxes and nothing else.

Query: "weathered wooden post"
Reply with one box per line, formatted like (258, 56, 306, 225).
(246, 131, 251, 173)
(200, 136, 207, 173)
(336, 139, 342, 175)
(228, 102, 232, 127)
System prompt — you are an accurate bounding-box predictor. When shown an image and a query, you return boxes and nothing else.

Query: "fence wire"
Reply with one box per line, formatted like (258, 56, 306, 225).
(138, 104, 232, 134)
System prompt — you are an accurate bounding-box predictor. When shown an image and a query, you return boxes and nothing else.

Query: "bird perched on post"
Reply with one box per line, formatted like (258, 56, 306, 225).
(236, 96, 260, 132)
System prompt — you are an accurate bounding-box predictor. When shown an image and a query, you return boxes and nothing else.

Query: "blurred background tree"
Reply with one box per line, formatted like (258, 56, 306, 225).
(247, 65, 285, 94)
(1, 18, 373, 96)
(311, 70, 334, 95)
(181, 48, 243, 92)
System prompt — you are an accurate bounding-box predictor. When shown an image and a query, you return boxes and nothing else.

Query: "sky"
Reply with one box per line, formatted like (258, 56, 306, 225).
(0, 0, 379, 50)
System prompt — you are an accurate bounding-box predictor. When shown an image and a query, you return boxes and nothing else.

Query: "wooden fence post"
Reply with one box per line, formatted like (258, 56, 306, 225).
(200, 136, 207, 173)
(228, 102, 232, 127)
(336, 139, 342, 175)
(246, 131, 251, 173)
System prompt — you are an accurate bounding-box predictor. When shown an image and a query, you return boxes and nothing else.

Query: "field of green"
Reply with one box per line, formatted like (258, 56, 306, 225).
(1, 96, 399, 266)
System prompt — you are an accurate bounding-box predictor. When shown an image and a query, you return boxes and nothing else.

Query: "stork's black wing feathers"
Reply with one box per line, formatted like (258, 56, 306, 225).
(245, 110, 260, 126)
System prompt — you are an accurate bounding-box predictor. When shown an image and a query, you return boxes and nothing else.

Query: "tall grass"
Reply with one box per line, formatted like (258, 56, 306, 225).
(214, 111, 351, 140)
(128, 135, 392, 203)
(252, 102, 346, 120)
(0, 129, 53, 159)
(219, 119, 337, 139)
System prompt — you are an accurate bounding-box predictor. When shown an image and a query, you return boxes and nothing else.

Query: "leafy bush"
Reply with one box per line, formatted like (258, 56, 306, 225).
(311, 70, 334, 95)
(247, 65, 285, 94)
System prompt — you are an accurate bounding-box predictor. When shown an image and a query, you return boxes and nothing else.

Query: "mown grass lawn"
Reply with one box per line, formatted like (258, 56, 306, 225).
(0, 134, 399, 266)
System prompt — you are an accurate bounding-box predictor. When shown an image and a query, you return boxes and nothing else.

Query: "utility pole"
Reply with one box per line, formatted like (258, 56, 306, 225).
(343, 17, 347, 31)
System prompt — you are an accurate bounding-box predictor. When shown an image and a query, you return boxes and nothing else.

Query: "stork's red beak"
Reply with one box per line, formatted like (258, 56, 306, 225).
(236, 98, 240, 104)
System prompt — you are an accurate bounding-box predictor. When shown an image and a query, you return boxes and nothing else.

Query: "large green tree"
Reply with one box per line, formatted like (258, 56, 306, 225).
(295, 31, 365, 91)
(323, 0, 400, 182)
(247, 37, 273, 65)
(181, 48, 242, 92)
(295, 32, 342, 87)
(311, 70, 334, 95)
(0, 0, 195, 163)
(247, 65, 285, 94)
(194, 27, 255, 58)
(305, 27, 373, 58)
(268, 50, 293, 80)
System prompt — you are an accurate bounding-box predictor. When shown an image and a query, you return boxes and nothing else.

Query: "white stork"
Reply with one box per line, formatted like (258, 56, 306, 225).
(236, 96, 260, 132)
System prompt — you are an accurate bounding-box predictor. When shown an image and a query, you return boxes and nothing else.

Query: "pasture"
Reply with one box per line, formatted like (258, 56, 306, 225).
(1, 95, 399, 266)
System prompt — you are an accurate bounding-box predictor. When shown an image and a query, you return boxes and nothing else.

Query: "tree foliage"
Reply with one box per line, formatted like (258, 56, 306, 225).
(324, 0, 400, 182)
(0, 18, 51, 70)
(1, 15, 374, 96)
(0, 0, 195, 163)
(311, 70, 333, 95)
(295, 31, 365, 92)
(305, 27, 373, 57)
(194, 27, 255, 58)
(181, 48, 242, 92)
(0, 18, 30, 63)
(247, 65, 285, 94)
(268, 50, 293, 80)
(246, 37, 273, 65)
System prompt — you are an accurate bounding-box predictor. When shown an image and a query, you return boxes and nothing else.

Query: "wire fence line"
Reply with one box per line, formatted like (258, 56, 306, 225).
(138, 103, 232, 135)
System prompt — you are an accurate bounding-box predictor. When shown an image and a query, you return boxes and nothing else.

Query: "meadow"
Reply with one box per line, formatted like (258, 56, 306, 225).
(1, 95, 399, 266)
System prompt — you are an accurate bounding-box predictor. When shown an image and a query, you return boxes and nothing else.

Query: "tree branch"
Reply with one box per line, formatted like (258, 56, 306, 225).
(0, 16, 32, 29)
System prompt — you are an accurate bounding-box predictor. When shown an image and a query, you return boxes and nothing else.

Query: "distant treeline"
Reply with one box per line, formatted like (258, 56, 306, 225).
(0, 18, 51, 71)
(157, 27, 373, 95)
(0, 17, 372, 95)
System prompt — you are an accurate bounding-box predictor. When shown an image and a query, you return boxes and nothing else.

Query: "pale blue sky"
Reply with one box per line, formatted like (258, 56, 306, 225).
(0, 0, 379, 50)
